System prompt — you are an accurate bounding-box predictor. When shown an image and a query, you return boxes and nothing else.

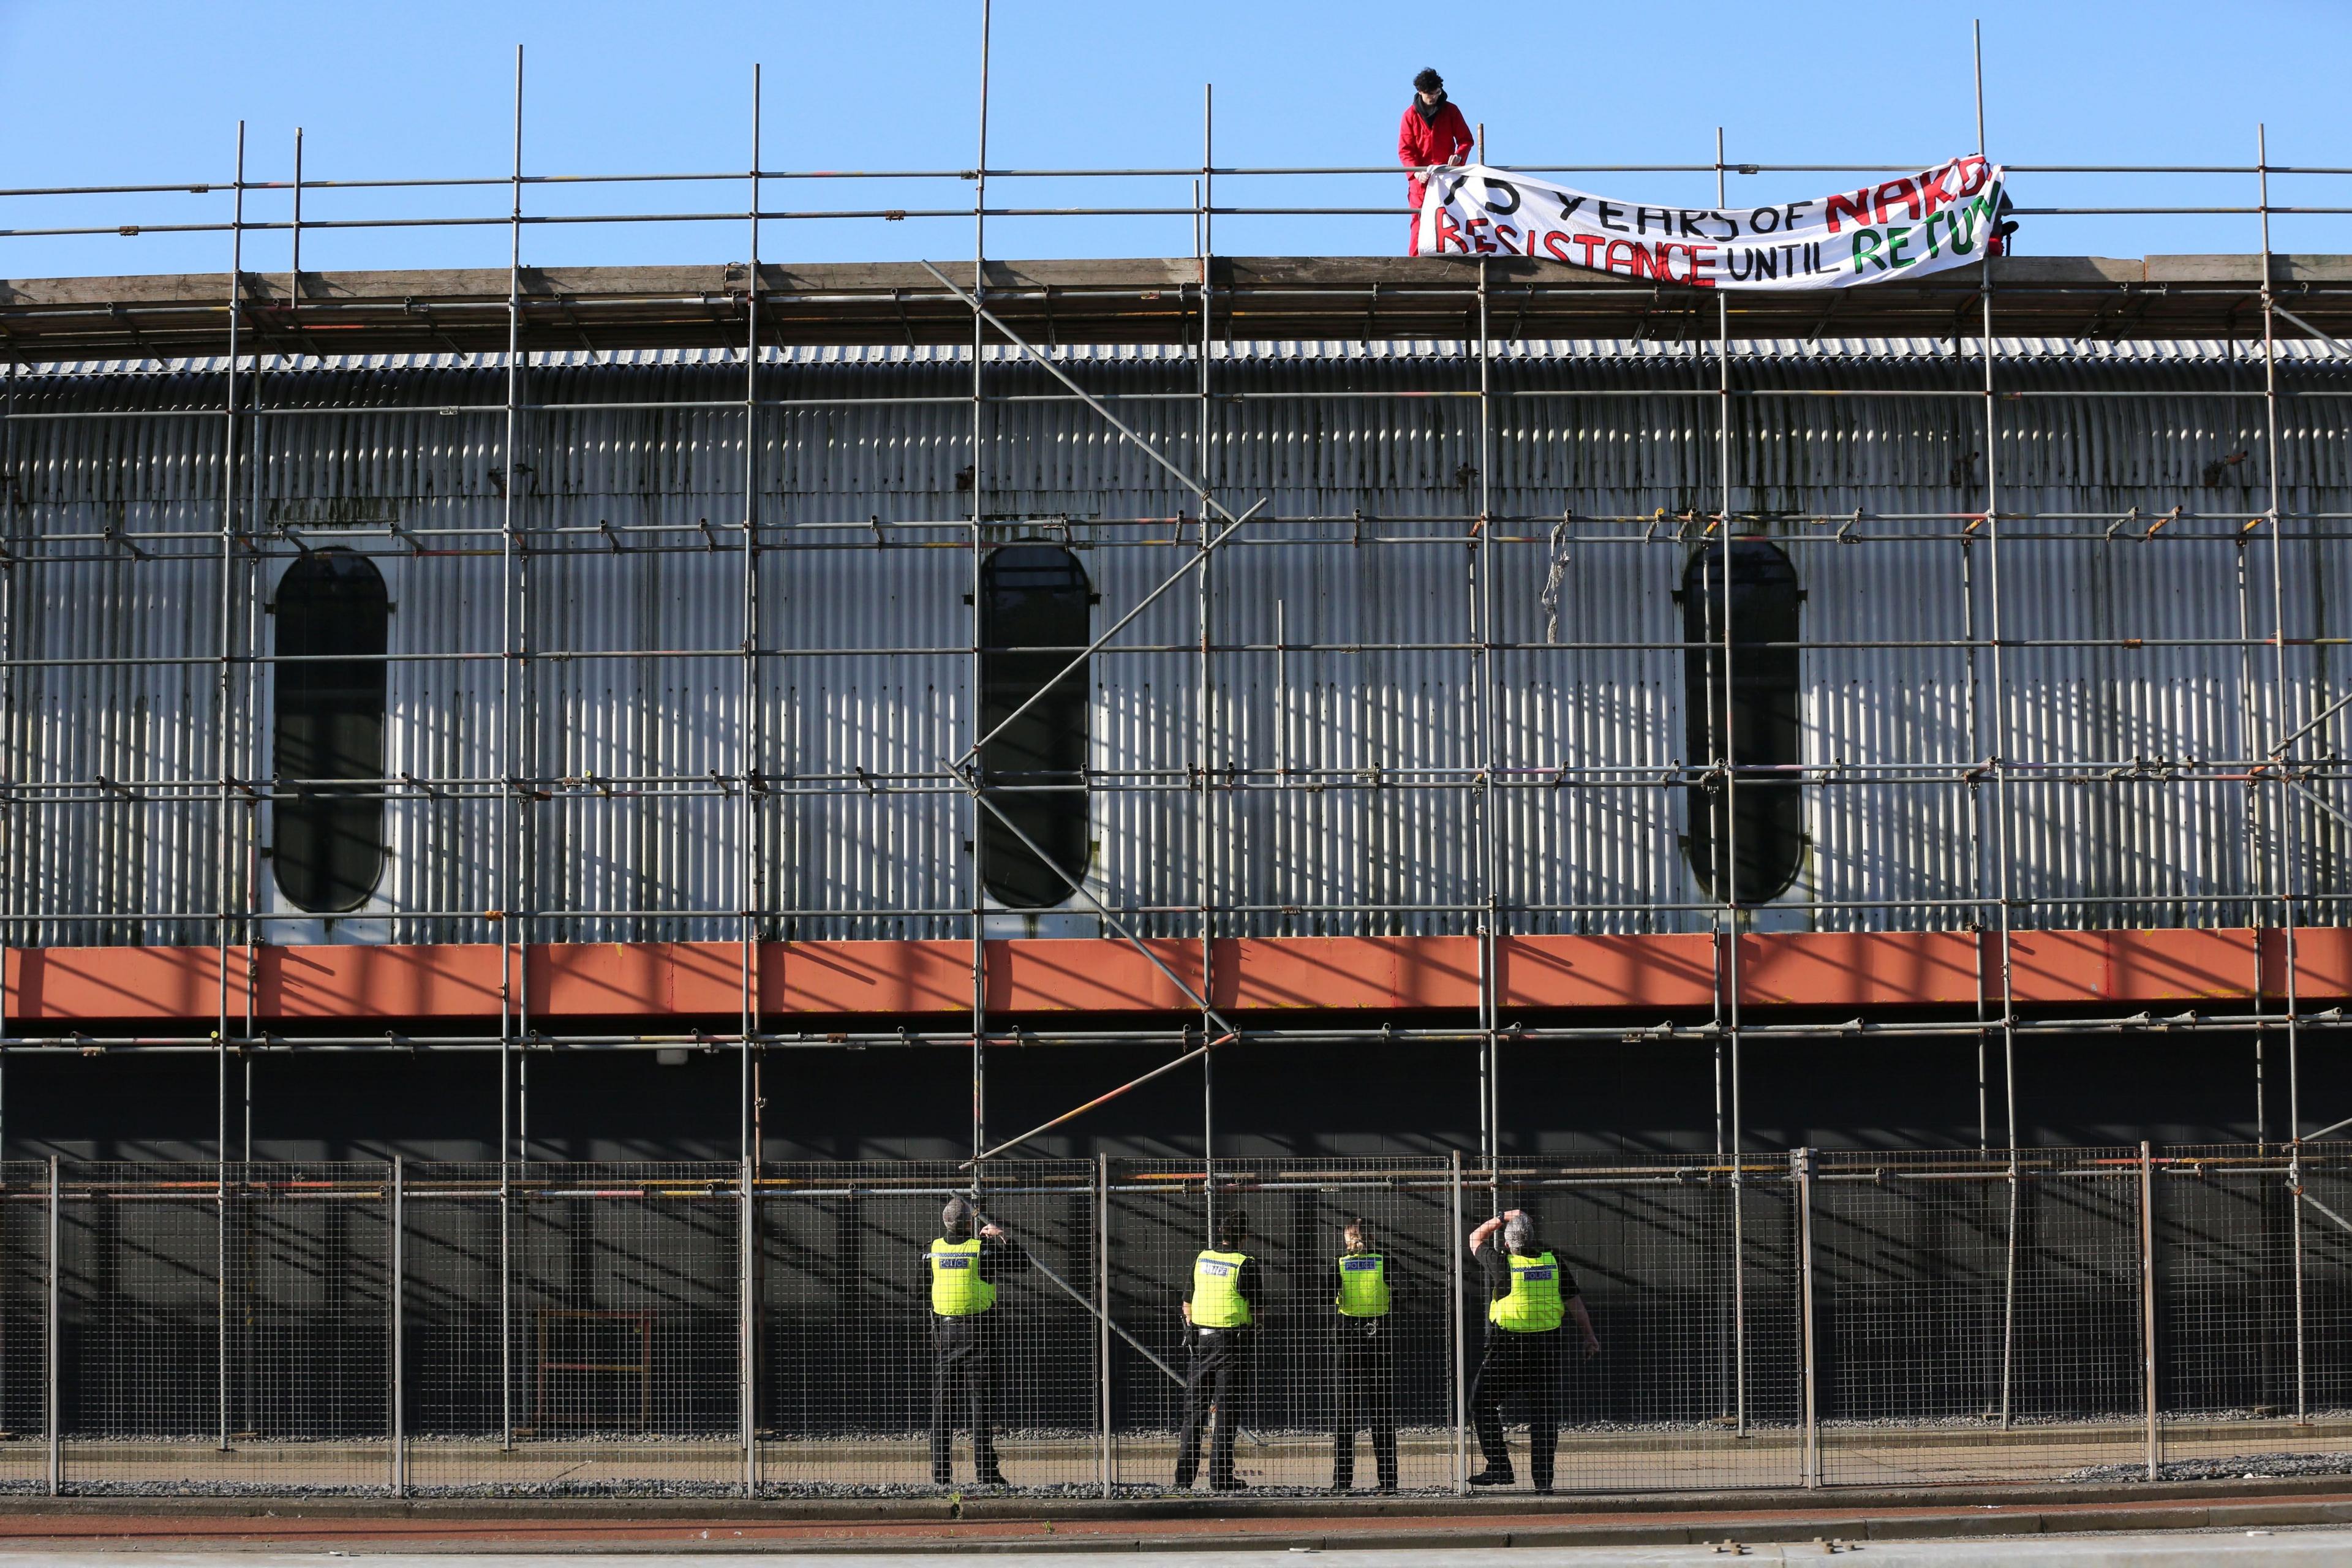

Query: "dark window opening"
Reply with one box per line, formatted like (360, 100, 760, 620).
(1683, 538, 1803, 904)
(979, 543, 1090, 908)
(273, 549, 389, 913)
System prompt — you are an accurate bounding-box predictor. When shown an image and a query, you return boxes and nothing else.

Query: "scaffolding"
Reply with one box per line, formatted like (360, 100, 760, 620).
(5, 22, 2352, 1455)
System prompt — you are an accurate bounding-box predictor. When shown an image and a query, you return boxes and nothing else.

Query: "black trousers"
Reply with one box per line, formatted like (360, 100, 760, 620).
(1469, 1325, 1562, 1487)
(1172, 1325, 1250, 1488)
(929, 1314, 1003, 1483)
(1331, 1316, 1398, 1490)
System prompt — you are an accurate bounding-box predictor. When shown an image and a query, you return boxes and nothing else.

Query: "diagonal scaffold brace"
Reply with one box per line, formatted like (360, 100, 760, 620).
(951, 776, 1240, 1168)
(921, 253, 1268, 768)
(956, 497, 1263, 770)
(927, 254, 1264, 1171)
(973, 1204, 1266, 1447)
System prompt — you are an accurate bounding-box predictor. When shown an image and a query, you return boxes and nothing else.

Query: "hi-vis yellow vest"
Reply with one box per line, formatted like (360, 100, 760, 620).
(930, 1236, 996, 1317)
(1489, 1250, 1565, 1332)
(1334, 1252, 1391, 1317)
(1191, 1250, 1253, 1327)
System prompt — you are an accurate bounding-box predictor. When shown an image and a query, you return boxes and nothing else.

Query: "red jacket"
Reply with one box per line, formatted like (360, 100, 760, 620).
(1398, 99, 1474, 214)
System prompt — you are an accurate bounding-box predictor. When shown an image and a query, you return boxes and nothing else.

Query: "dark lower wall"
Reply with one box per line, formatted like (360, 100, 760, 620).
(1, 1030, 2332, 1163)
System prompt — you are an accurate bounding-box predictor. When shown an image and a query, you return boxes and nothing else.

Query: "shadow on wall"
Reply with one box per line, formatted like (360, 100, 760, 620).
(0, 1035, 2318, 1163)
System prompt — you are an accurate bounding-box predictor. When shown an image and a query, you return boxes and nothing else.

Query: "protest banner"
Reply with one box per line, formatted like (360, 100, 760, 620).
(1414, 156, 2008, 290)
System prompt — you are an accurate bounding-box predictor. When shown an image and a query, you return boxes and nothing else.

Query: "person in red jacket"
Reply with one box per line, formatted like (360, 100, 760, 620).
(1398, 67, 1473, 255)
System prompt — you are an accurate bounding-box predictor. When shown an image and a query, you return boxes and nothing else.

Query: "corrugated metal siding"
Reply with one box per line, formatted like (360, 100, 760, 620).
(4, 343, 2349, 946)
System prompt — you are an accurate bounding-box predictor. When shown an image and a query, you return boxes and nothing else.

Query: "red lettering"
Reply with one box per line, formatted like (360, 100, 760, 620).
(1824, 189, 1871, 235)
(1621, 241, 1664, 280)
(1872, 178, 1921, 224)
(1604, 238, 1642, 275)
(1915, 168, 1953, 219)
(1570, 233, 1607, 268)
(1463, 216, 1498, 254)
(1949, 155, 1991, 197)
(1493, 222, 1520, 254)
(1434, 208, 1464, 254)
(1686, 245, 1719, 287)
(1542, 230, 1573, 262)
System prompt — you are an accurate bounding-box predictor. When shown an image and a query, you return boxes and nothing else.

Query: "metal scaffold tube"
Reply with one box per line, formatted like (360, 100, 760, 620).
(213, 119, 246, 1462)
(967, 0, 992, 1191)
(737, 62, 765, 1499)
(1713, 124, 1748, 1444)
(497, 42, 524, 1458)
(1197, 81, 1216, 1229)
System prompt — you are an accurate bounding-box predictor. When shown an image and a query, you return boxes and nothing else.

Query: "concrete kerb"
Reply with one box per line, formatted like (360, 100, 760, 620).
(1, 1480, 2351, 1555)
(3, 1470, 2350, 1520)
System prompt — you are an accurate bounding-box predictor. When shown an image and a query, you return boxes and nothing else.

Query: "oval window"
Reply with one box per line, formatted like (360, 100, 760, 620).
(1683, 538, 1803, 904)
(979, 544, 1090, 908)
(273, 549, 389, 913)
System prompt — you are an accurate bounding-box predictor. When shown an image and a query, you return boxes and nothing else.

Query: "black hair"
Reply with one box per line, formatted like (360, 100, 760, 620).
(1215, 1209, 1249, 1250)
(1413, 67, 1444, 94)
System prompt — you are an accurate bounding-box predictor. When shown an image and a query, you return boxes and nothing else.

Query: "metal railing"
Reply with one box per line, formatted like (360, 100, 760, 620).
(0, 1145, 2342, 1497)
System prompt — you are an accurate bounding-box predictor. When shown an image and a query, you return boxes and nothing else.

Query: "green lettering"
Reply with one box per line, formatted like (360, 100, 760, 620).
(1850, 228, 1886, 273)
(1885, 224, 1913, 267)
(1921, 211, 1944, 259)
(1951, 188, 1997, 256)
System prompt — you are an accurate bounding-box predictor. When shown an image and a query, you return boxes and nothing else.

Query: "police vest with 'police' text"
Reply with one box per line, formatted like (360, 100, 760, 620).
(1488, 1250, 1565, 1332)
(1191, 1249, 1253, 1327)
(1334, 1252, 1391, 1317)
(930, 1236, 996, 1317)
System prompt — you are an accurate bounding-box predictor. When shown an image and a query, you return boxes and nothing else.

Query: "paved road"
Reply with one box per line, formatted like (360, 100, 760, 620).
(5, 1526, 2352, 1563)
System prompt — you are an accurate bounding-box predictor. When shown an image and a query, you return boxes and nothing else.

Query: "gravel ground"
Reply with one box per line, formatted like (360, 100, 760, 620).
(2067, 1452, 2352, 1483)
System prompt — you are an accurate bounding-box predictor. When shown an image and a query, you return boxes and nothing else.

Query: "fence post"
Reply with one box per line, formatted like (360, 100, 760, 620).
(2290, 1140, 2307, 1423)
(389, 1156, 404, 1497)
(1999, 1147, 2018, 1430)
(1095, 1153, 1111, 1499)
(1795, 1147, 1817, 1489)
(1449, 1148, 1465, 1494)
(216, 1150, 228, 1452)
(44, 1155, 58, 1497)
(2138, 1140, 2157, 1481)
(499, 1160, 512, 1453)
(739, 1153, 755, 1498)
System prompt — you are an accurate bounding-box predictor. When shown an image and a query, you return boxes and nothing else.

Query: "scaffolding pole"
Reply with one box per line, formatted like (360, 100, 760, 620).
(497, 43, 525, 1458)
(967, 0, 992, 1197)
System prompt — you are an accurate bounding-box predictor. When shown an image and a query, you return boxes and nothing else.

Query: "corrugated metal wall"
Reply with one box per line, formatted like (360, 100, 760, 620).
(4, 341, 2346, 946)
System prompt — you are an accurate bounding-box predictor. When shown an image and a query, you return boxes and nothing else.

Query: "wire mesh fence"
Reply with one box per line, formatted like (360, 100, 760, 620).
(1, 1145, 2348, 1496)
(758, 1161, 1101, 1495)
(1104, 1158, 1462, 1494)
(1810, 1147, 2147, 1485)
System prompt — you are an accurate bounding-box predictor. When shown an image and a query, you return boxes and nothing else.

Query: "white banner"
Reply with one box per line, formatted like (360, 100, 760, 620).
(1415, 156, 2008, 290)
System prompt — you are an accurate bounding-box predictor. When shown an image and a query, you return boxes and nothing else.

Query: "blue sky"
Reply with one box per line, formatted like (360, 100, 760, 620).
(2, 0, 2345, 279)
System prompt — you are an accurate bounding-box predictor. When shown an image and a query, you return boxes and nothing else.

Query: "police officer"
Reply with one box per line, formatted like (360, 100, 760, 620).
(1331, 1218, 1399, 1494)
(928, 1197, 1009, 1488)
(1466, 1208, 1599, 1493)
(1173, 1208, 1259, 1491)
